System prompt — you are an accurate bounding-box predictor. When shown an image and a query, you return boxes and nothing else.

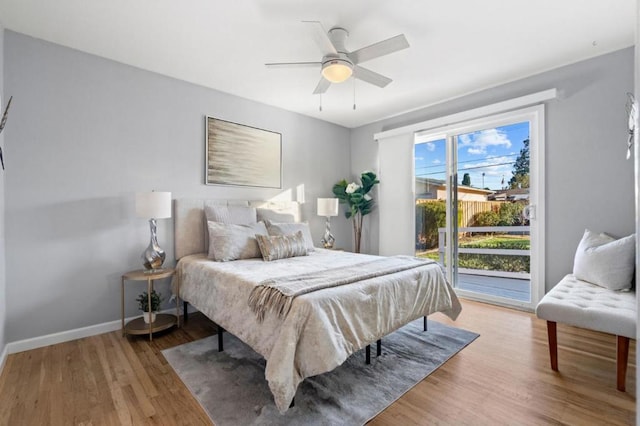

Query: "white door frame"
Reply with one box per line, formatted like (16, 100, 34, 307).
(415, 105, 545, 311)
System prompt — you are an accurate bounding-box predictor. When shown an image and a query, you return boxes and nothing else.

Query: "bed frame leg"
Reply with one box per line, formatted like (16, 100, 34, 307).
(365, 344, 371, 364)
(376, 339, 381, 356)
(218, 325, 224, 352)
(183, 301, 189, 322)
(424, 316, 428, 331)
(289, 397, 295, 408)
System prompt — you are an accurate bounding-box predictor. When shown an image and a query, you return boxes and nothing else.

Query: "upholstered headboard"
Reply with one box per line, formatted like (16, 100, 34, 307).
(174, 198, 301, 260)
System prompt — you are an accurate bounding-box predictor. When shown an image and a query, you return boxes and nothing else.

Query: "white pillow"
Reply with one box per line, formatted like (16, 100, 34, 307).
(205, 205, 257, 225)
(573, 229, 635, 290)
(203, 205, 257, 253)
(265, 221, 315, 252)
(256, 207, 296, 223)
(207, 221, 268, 262)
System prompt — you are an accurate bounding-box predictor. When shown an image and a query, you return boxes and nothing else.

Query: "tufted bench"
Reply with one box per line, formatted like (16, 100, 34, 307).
(536, 274, 636, 391)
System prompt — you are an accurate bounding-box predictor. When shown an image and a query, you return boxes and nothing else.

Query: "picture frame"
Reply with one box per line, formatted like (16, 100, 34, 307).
(205, 116, 282, 188)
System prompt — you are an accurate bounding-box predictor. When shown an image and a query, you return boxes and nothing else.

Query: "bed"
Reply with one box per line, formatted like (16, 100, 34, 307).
(173, 198, 461, 413)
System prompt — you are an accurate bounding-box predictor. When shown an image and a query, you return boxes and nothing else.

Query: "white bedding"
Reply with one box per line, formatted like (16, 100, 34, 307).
(176, 248, 461, 413)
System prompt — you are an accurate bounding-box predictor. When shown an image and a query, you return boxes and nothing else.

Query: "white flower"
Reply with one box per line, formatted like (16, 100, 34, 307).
(345, 182, 361, 194)
(364, 194, 372, 201)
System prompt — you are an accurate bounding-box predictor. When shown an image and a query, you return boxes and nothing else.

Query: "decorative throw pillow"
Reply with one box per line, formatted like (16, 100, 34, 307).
(265, 221, 315, 251)
(203, 205, 257, 253)
(207, 221, 268, 262)
(255, 231, 309, 261)
(573, 229, 635, 290)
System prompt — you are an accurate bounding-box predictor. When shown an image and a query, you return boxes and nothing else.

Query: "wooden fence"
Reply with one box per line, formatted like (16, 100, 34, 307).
(416, 199, 504, 227)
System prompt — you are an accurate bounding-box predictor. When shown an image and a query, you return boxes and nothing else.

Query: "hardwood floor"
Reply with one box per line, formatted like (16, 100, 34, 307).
(0, 300, 635, 425)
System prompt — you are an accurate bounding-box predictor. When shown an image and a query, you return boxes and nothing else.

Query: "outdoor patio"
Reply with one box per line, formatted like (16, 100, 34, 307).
(457, 273, 530, 302)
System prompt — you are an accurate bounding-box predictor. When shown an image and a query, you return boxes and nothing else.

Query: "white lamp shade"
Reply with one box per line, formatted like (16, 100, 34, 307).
(317, 198, 339, 217)
(136, 191, 172, 219)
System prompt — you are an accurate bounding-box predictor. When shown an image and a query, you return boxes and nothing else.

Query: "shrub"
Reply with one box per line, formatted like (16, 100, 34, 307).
(471, 210, 499, 227)
(459, 254, 530, 273)
(416, 201, 446, 250)
(459, 238, 529, 250)
(498, 202, 527, 226)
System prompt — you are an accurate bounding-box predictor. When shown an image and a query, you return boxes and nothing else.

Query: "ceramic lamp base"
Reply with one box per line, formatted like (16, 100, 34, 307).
(320, 216, 336, 249)
(142, 218, 166, 269)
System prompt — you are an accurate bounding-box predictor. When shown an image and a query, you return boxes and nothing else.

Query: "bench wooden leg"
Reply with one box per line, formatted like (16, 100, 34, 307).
(617, 335, 630, 392)
(547, 321, 558, 371)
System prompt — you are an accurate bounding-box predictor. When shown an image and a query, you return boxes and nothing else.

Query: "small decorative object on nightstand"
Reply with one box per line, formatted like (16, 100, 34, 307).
(136, 289, 163, 324)
(317, 198, 339, 249)
(121, 268, 178, 341)
(136, 191, 172, 271)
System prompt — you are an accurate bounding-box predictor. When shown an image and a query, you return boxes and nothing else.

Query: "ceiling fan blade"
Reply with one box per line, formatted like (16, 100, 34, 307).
(353, 66, 392, 88)
(302, 20, 338, 55)
(265, 62, 321, 69)
(313, 77, 331, 94)
(348, 34, 409, 64)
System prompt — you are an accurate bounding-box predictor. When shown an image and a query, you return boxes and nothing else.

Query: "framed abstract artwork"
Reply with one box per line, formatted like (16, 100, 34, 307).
(205, 117, 282, 188)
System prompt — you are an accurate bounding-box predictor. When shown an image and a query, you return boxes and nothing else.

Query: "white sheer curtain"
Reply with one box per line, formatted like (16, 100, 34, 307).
(377, 133, 415, 256)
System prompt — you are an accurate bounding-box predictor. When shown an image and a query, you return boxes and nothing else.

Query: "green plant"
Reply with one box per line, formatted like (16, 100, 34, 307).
(332, 171, 380, 253)
(136, 289, 163, 312)
(416, 201, 446, 250)
(498, 202, 527, 226)
(471, 210, 500, 227)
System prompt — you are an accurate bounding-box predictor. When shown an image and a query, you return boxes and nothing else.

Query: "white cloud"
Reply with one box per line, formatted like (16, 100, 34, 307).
(415, 156, 424, 161)
(426, 143, 436, 151)
(459, 129, 512, 155)
(432, 159, 441, 164)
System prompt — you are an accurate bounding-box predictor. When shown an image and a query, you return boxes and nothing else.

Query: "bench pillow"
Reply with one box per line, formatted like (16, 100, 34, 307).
(573, 229, 635, 291)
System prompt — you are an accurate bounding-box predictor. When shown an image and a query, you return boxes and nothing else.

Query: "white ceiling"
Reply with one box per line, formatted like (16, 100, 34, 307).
(0, 0, 635, 128)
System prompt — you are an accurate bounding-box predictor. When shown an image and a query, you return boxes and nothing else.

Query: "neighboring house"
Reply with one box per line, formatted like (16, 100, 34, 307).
(415, 177, 494, 202)
(488, 187, 530, 202)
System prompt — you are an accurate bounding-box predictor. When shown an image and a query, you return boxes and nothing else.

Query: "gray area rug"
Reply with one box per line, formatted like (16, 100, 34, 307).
(162, 319, 478, 426)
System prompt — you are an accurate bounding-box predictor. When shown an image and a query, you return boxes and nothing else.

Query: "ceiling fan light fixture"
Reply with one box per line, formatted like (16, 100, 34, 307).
(321, 58, 353, 83)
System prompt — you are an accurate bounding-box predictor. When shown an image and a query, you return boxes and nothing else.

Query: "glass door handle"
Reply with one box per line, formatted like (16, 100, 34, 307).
(523, 205, 535, 220)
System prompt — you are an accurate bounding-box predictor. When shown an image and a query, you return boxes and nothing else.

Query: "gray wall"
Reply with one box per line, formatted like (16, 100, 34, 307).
(351, 47, 635, 291)
(0, 25, 6, 356)
(3, 31, 351, 342)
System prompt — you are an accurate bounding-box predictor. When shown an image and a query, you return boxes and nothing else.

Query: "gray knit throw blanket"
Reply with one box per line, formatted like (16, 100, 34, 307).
(248, 256, 436, 322)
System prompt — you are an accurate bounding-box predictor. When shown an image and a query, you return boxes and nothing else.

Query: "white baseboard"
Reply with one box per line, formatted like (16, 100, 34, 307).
(0, 345, 8, 377)
(4, 306, 191, 356)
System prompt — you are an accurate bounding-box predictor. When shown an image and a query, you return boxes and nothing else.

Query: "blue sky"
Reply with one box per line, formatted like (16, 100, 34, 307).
(414, 121, 529, 191)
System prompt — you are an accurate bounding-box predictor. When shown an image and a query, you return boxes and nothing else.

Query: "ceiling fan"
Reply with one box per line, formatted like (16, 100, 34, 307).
(266, 21, 410, 94)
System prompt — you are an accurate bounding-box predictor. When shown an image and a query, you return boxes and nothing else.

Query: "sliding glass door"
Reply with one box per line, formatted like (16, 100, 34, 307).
(414, 106, 544, 309)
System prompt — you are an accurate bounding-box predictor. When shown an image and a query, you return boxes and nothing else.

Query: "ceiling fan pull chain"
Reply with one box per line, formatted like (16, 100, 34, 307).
(353, 77, 357, 110)
(319, 94, 323, 112)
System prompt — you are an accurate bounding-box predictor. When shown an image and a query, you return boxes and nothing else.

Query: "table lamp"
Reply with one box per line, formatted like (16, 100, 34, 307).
(317, 198, 339, 249)
(136, 191, 172, 271)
